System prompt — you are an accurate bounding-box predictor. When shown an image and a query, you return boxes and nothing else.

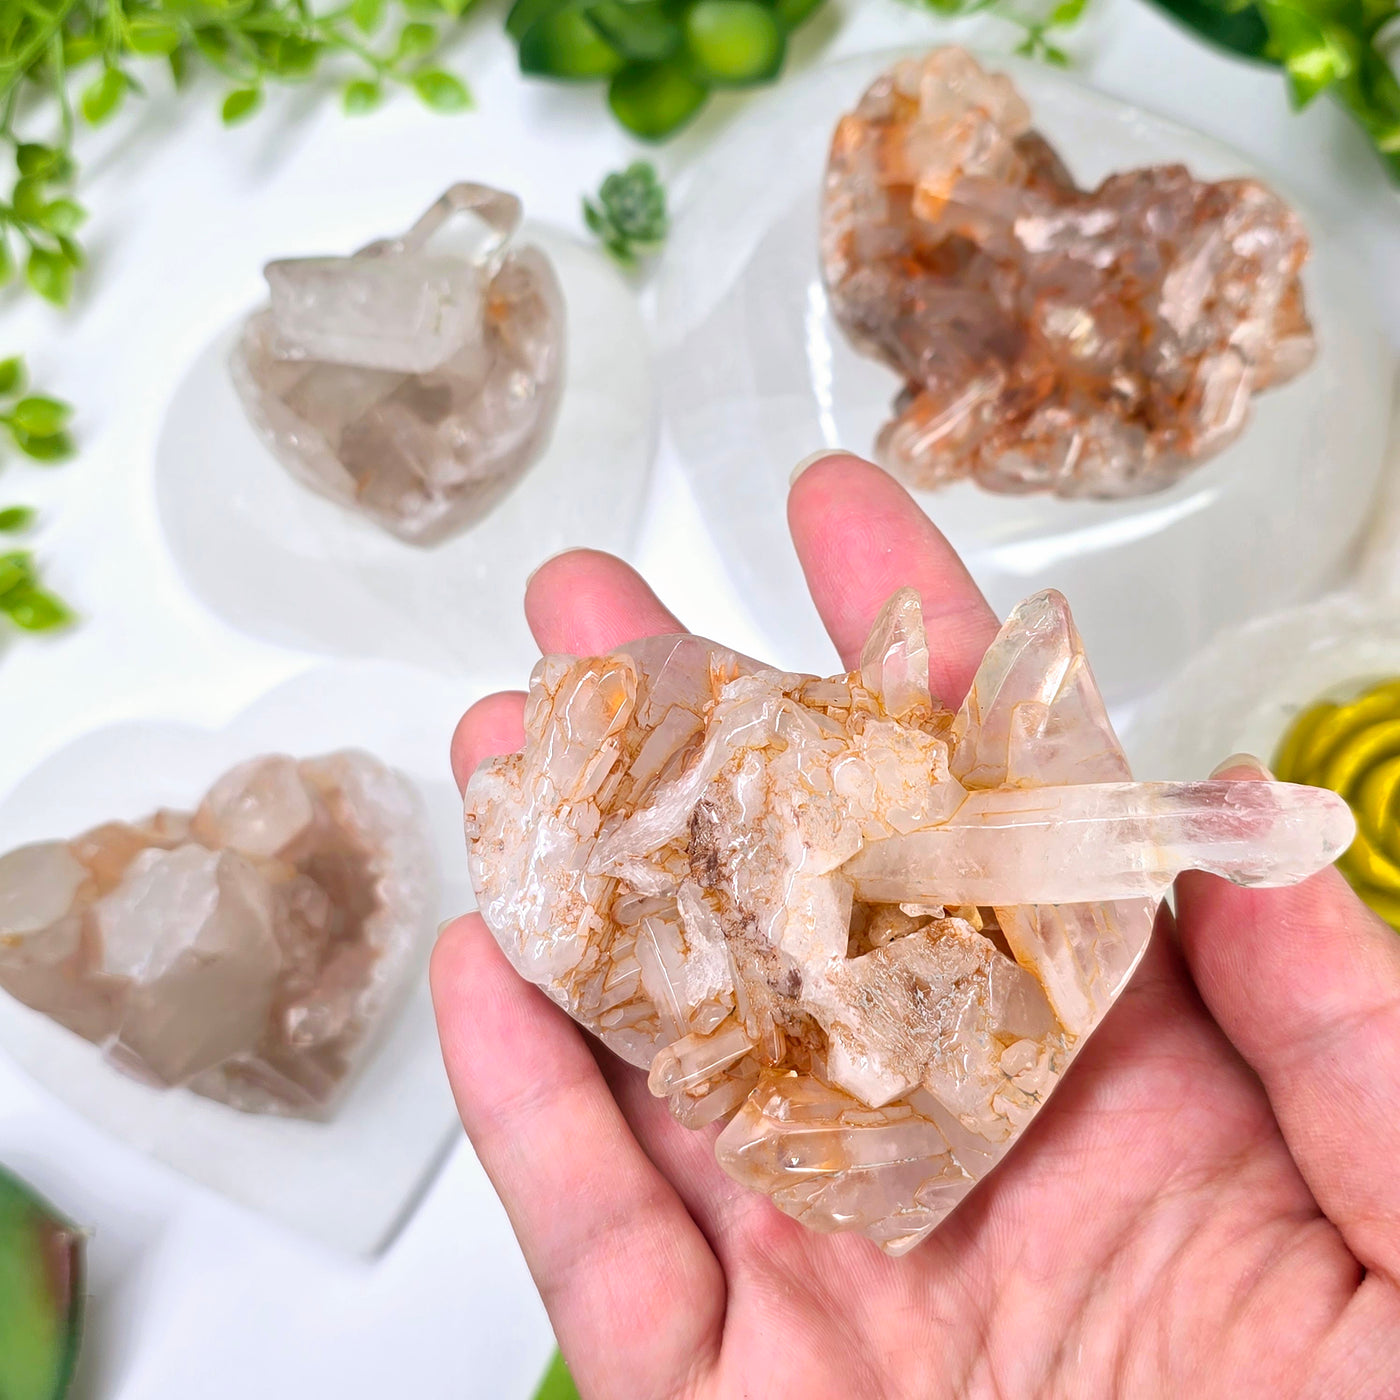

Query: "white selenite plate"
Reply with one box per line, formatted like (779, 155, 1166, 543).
(156, 223, 655, 680)
(656, 50, 1396, 703)
(0, 661, 472, 1256)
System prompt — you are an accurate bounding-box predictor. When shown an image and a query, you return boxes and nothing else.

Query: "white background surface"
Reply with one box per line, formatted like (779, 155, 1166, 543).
(1, 0, 1398, 1395)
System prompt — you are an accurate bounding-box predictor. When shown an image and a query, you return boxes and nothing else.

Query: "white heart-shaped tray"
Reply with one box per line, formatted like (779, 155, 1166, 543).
(0, 661, 473, 1255)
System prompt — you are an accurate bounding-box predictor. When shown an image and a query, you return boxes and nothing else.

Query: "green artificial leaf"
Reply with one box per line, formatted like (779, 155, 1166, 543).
(352, 0, 387, 33)
(127, 19, 183, 54)
(533, 1349, 581, 1400)
(62, 33, 101, 66)
(57, 237, 86, 271)
(397, 21, 439, 57)
(1137, 0, 1272, 61)
(608, 58, 708, 137)
(519, 10, 625, 78)
(81, 68, 128, 125)
(193, 26, 232, 62)
(684, 1, 785, 86)
(0, 552, 33, 597)
(343, 78, 383, 114)
(411, 68, 472, 110)
(1050, 0, 1087, 24)
(169, 45, 191, 87)
(0, 358, 24, 397)
(0, 240, 12, 290)
(15, 145, 61, 179)
(10, 430, 76, 464)
(1259, 0, 1357, 106)
(508, 0, 576, 42)
(10, 179, 47, 225)
(25, 249, 73, 307)
(41, 200, 86, 237)
(585, 2, 681, 61)
(2, 586, 74, 632)
(0, 507, 35, 533)
(9, 397, 71, 439)
(0, 1164, 84, 1392)
(273, 37, 321, 79)
(222, 86, 262, 123)
(773, 0, 826, 28)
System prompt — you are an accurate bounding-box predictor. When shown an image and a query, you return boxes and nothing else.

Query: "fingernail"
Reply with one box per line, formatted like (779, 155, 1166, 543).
(1211, 752, 1274, 780)
(436, 916, 460, 938)
(789, 447, 848, 486)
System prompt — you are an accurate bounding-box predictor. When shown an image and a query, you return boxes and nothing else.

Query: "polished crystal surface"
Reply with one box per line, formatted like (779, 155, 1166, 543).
(820, 48, 1316, 499)
(0, 751, 434, 1117)
(233, 183, 565, 546)
(465, 588, 1350, 1251)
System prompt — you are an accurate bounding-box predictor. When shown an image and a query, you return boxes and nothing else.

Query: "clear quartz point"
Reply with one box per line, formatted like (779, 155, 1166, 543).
(465, 586, 1348, 1252)
(842, 780, 1354, 905)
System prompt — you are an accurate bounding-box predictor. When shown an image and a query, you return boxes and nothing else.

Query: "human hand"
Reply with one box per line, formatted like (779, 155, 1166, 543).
(433, 454, 1400, 1398)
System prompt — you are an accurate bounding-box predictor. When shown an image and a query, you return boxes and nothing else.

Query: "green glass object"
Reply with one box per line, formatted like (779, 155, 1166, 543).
(509, 0, 825, 139)
(519, 10, 626, 78)
(684, 1, 785, 86)
(1273, 678, 1400, 930)
(0, 1166, 84, 1400)
(609, 59, 709, 138)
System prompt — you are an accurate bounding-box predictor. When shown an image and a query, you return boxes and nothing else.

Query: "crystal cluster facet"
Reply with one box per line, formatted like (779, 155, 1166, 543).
(465, 589, 1350, 1252)
(233, 183, 565, 545)
(0, 751, 434, 1117)
(820, 48, 1315, 499)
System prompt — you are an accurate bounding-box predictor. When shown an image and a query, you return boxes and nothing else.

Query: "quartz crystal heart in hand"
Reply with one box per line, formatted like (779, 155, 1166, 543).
(233, 183, 565, 545)
(466, 589, 1352, 1253)
(0, 751, 434, 1118)
(821, 49, 1315, 499)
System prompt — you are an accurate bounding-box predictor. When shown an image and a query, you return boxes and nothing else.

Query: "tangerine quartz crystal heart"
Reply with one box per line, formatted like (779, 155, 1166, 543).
(465, 589, 1351, 1253)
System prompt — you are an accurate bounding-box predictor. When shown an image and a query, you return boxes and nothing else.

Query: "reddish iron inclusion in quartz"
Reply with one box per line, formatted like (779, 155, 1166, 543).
(465, 588, 1350, 1253)
(820, 48, 1316, 499)
(0, 752, 433, 1117)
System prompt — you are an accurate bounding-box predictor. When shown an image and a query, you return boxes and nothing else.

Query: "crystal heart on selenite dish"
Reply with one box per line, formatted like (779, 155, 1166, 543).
(0, 662, 472, 1255)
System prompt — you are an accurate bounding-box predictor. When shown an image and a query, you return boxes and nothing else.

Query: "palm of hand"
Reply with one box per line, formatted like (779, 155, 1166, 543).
(434, 456, 1400, 1399)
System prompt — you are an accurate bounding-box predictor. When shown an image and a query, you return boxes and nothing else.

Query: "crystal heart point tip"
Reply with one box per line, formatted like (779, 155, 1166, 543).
(465, 588, 1347, 1253)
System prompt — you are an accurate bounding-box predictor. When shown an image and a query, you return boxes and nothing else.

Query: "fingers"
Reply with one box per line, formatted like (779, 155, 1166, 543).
(450, 691, 526, 794)
(787, 453, 998, 704)
(1176, 758, 1400, 1282)
(525, 549, 682, 655)
(431, 917, 724, 1397)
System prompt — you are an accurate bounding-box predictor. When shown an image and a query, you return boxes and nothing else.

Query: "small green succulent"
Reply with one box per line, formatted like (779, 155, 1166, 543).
(508, 0, 828, 139)
(584, 161, 668, 265)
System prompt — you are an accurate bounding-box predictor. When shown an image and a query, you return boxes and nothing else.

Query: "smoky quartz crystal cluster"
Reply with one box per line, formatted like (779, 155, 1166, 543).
(465, 588, 1349, 1252)
(820, 49, 1315, 499)
(234, 183, 565, 545)
(0, 751, 433, 1117)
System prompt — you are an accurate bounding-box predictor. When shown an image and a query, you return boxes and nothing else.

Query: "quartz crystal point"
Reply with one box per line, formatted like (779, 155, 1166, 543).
(820, 48, 1315, 499)
(0, 752, 434, 1117)
(233, 183, 565, 545)
(465, 588, 1350, 1253)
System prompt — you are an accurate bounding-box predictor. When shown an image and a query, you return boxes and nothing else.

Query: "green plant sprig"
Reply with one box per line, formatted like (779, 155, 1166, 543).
(0, 355, 74, 637)
(0, 0, 478, 308)
(1139, 0, 1400, 182)
(583, 160, 668, 266)
(907, 0, 1087, 66)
